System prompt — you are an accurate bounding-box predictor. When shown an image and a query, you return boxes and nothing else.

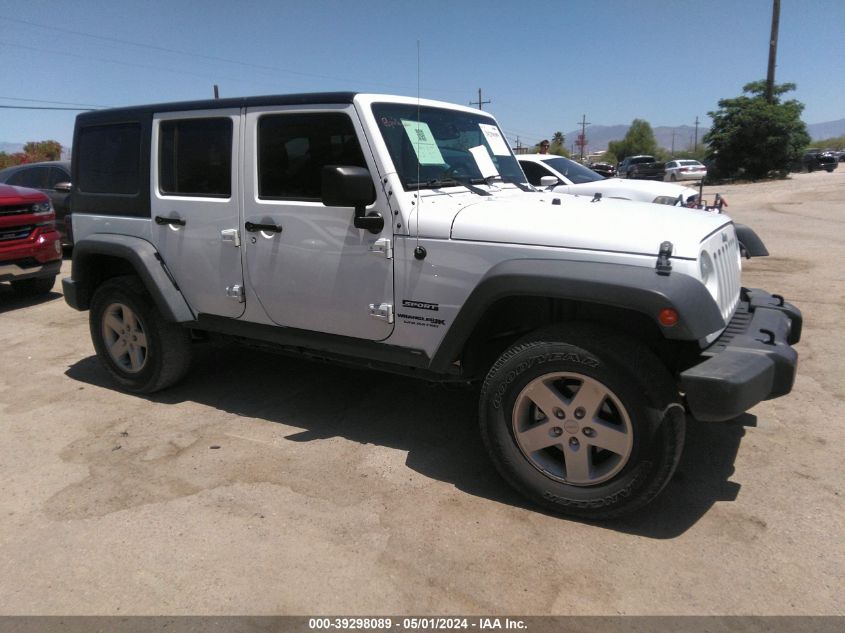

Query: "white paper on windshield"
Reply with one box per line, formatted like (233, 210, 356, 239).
(469, 145, 499, 179)
(401, 120, 445, 165)
(479, 123, 510, 156)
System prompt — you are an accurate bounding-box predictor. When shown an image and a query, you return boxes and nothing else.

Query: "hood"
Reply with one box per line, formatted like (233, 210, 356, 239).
(450, 192, 731, 259)
(0, 184, 49, 204)
(563, 177, 696, 203)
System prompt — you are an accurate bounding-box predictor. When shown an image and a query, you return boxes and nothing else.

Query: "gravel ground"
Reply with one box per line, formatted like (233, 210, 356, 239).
(0, 169, 842, 615)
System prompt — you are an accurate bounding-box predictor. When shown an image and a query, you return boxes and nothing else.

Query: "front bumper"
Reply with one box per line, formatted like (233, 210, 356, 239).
(680, 288, 802, 422)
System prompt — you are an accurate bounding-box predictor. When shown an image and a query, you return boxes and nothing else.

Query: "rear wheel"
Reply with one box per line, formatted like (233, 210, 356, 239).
(670, 173, 678, 182)
(479, 325, 685, 520)
(11, 275, 55, 296)
(90, 276, 192, 393)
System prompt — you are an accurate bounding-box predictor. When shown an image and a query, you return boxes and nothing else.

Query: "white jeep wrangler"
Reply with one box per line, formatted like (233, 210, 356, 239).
(63, 93, 801, 519)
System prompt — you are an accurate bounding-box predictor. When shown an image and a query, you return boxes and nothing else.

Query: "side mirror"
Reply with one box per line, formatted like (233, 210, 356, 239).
(54, 181, 72, 193)
(540, 175, 559, 188)
(321, 166, 383, 234)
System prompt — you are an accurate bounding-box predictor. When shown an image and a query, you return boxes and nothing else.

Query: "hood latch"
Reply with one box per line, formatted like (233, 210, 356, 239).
(655, 241, 673, 276)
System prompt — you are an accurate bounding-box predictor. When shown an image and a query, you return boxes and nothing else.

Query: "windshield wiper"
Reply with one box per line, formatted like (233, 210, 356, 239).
(406, 177, 491, 196)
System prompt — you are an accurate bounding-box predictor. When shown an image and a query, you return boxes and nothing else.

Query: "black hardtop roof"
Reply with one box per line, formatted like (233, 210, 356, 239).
(76, 91, 360, 123)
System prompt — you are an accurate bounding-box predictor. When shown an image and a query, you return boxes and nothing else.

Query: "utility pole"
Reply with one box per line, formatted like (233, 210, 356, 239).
(469, 88, 491, 110)
(671, 129, 676, 155)
(694, 116, 700, 152)
(576, 114, 590, 161)
(766, 0, 781, 103)
(213, 84, 219, 99)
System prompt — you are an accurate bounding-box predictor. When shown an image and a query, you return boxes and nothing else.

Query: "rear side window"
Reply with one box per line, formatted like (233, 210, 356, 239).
(77, 123, 141, 194)
(159, 118, 233, 197)
(257, 112, 366, 200)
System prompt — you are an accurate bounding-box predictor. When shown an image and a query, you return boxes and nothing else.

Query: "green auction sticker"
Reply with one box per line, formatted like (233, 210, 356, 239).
(401, 120, 445, 165)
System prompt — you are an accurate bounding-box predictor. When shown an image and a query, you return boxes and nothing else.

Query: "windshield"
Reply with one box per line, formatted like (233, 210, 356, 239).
(540, 156, 603, 184)
(372, 103, 525, 190)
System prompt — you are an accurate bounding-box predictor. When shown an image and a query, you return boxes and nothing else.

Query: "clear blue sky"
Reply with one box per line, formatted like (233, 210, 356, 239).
(1, 0, 843, 150)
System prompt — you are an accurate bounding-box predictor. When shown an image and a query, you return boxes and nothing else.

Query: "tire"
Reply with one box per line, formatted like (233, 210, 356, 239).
(479, 324, 685, 520)
(89, 276, 192, 393)
(11, 275, 55, 296)
(670, 173, 678, 182)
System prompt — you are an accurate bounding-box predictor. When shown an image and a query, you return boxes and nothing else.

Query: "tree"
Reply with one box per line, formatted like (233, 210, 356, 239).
(0, 140, 63, 169)
(606, 119, 658, 162)
(704, 81, 809, 179)
(23, 140, 62, 162)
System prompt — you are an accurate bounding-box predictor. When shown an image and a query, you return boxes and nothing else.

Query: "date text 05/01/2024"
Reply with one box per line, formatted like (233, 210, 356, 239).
(307, 617, 527, 630)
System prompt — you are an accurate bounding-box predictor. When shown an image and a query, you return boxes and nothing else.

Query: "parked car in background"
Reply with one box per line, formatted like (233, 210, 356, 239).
(587, 161, 616, 178)
(802, 150, 838, 173)
(664, 159, 707, 182)
(616, 155, 665, 180)
(0, 161, 72, 245)
(518, 154, 696, 206)
(0, 184, 62, 296)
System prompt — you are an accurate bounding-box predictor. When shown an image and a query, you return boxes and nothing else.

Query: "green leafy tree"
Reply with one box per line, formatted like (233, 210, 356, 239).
(607, 119, 659, 162)
(23, 140, 63, 162)
(704, 81, 809, 179)
(0, 140, 63, 169)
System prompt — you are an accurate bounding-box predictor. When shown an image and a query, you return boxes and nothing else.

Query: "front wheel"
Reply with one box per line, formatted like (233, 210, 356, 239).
(90, 276, 192, 393)
(479, 325, 685, 520)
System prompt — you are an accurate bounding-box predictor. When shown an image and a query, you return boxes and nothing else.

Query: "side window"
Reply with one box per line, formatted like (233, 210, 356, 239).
(8, 166, 48, 189)
(257, 112, 366, 200)
(520, 161, 551, 186)
(159, 118, 232, 197)
(77, 123, 141, 194)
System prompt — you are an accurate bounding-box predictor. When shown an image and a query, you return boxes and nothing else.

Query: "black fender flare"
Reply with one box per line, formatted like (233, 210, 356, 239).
(63, 234, 195, 322)
(429, 258, 724, 372)
(733, 223, 769, 258)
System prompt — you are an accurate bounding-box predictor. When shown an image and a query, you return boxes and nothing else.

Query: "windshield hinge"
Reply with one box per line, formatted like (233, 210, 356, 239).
(369, 238, 393, 259)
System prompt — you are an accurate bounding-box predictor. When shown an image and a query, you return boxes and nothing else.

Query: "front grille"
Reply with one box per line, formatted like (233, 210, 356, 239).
(0, 204, 32, 217)
(0, 226, 34, 241)
(703, 226, 741, 323)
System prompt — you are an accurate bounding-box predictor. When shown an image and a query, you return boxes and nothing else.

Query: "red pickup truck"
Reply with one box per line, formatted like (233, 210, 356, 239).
(0, 183, 62, 296)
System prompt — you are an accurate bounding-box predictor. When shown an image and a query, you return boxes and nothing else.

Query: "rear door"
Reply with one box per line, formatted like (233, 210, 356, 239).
(150, 109, 245, 318)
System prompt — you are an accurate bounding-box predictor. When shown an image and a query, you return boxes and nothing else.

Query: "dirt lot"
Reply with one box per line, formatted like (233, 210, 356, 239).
(0, 170, 843, 616)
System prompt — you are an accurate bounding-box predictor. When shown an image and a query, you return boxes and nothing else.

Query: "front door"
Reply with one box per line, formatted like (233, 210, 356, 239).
(150, 109, 245, 318)
(242, 105, 394, 341)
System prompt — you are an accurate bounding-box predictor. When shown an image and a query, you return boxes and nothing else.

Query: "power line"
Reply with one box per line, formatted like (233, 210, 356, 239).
(0, 95, 112, 108)
(0, 15, 464, 96)
(0, 105, 94, 111)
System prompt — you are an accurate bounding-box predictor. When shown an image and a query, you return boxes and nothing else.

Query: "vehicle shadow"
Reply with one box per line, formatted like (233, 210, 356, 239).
(65, 343, 748, 539)
(0, 286, 62, 314)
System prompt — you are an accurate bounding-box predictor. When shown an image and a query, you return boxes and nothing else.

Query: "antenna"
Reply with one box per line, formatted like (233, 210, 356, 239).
(414, 40, 426, 260)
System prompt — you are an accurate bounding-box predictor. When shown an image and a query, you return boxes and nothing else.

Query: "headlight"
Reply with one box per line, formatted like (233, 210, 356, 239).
(31, 202, 53, 214)
(699, 250, 719, 300)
